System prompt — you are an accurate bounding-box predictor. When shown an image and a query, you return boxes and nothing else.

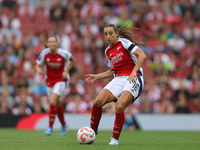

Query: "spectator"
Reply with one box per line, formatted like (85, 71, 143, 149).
(0, 86, 13, 114)
(103, 102, 115, 113)
(118, 9, 133, 27)
(123, 115, 137, 131)
(103, 9, 119, 26)
(50, 0, 66, 21)
(14, 89, 34, 109)
(65, 94, 89, 113)
(32, 77, 47, 95)
(0, 20, 22, 41)
(189, 95, 200, 113)
(0, 51, 16, 86)
(32, 94, 46, 113)
(0, 84, 14, 109)
(18, 0, 36, 17)
(79, 14, 99, 37)
(167, 33, 186, 53)
(15, 75, 32, 93)
(80, 0, 102, 19)
(0, 96, 12, 114)
(1, 0, 16, 9)
(175, 93, 191, 113)
(157, 97, 174, 114)
(141, 99, 153, 113)
(12, 101, 32, 115)
(53, 27, 71, 51)
(183, 19, 200, 42)
(9, 10, 21, 30)
(34, 33, 46, 56)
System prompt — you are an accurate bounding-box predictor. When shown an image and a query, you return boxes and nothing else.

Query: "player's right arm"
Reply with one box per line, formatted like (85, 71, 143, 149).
(35, 49, 47, 74)
(85, 69, 114, 84)
(35, 64, 44, 74)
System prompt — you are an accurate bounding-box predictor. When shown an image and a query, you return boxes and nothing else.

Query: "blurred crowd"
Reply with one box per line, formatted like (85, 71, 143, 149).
(0, 0, 200, 116)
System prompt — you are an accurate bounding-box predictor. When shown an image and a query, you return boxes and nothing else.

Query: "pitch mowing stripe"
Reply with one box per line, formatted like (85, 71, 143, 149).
(3, 140, 199, 143)
(1, 140, 108, 142)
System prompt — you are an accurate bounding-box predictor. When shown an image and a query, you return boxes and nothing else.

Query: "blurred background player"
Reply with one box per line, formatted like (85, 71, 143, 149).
(86, 24, 146, 145)
(35, 35, 76, 136)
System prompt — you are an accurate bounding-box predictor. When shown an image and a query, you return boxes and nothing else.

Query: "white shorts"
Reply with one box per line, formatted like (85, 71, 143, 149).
(47, 81, 66, 99)
(103, 75, 144, 102)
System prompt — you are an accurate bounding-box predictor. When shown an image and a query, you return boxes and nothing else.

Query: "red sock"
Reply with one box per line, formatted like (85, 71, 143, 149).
(49, 105, 57, 128)
(90, 104, 102, 132)
(112, 112, 125, 140)
(57, 105, 65, 126)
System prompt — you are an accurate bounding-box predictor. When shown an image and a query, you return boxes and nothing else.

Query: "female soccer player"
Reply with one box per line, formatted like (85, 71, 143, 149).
(35, 35, 76, 136)
(85, 24, 147, 145)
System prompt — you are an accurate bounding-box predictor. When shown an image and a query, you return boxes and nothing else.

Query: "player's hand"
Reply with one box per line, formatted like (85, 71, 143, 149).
(85, 74, 97, 84)
(62, 71, 68, 79)
(37, 69, 43, 74)
(127, 72, 137, 83)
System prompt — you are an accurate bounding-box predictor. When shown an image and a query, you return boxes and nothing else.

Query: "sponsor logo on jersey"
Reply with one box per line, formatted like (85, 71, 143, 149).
(111, 52, 123, 61)
(47, 58, 50, 62)
(48, 62, 62, 68)
(111, 52, 123, 64)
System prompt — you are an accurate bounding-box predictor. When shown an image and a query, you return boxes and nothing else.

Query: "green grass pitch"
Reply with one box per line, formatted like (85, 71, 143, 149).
(0, 129, 200, 150)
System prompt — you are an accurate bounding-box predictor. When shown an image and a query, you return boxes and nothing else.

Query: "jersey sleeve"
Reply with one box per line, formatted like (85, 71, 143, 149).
(36, 50, 46, 65)
(63, 50, 72, 62)
(105, 47, 113, 67)
(106, 55, 113, 67)
(120, 38, 139, 53)
(59, 49, 72, 62)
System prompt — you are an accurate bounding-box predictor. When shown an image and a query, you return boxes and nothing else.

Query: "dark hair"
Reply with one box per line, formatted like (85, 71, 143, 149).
(104, 24, 144, 45)
(47, 35, 58, 42)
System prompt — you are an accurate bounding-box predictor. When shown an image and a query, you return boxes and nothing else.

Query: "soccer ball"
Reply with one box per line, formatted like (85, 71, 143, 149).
(76, 126, 96, 144)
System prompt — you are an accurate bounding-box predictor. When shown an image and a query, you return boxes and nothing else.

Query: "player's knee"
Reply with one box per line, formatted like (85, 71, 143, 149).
(93, 98, 104, 107)
(49, 99, 57, 106)
(115, 104, 125, 113)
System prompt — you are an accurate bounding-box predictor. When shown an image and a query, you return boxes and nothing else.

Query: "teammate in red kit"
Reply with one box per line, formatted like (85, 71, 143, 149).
(35, 35, 76, 136)
(85, 24, 147, 145)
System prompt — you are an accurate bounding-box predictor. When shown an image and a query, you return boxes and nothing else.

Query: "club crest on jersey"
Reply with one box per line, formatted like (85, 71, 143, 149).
(117, 46, 121, 50)
(57, 58, 62, 61)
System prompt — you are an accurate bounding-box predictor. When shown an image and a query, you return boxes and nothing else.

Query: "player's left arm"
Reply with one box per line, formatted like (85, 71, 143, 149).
(127, 48, 147, 83)
(62, 55, 76, 79)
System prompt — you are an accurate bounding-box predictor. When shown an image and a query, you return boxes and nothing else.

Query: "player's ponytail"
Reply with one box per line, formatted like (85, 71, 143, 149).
(117, 25, 144, 45)
(104, 24, 144, 45)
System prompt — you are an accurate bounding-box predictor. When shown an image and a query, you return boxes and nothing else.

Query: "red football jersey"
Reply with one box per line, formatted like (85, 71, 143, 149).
(105, 37, 143, 77)
(36, 48, 72, 87)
